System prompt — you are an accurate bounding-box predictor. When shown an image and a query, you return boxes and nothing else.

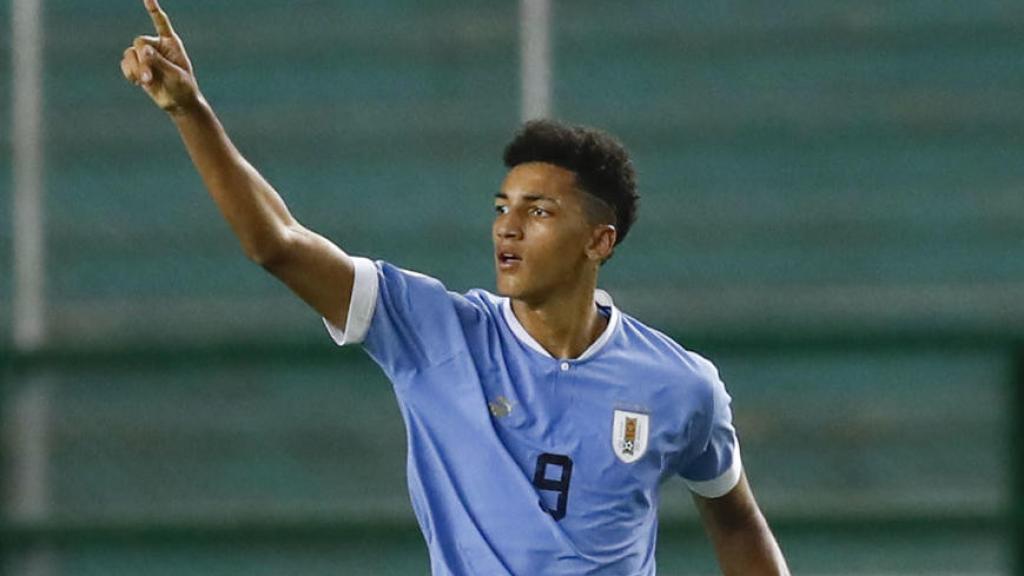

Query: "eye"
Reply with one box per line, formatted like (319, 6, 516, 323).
(530, 207, 550, 217)
(495, 205, 509, 215)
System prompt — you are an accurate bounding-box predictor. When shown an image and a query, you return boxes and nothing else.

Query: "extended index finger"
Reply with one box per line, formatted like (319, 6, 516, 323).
(144, 0, 175, 38)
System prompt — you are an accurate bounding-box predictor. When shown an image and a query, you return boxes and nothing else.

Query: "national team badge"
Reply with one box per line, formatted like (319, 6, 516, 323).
(612, 409, 649, 463)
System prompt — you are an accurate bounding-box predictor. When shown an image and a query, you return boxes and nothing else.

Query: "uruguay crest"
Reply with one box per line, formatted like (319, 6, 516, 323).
(612, 409, 649, 463)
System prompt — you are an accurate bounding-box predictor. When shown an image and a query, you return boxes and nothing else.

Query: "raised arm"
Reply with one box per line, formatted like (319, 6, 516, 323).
(120, 0, 355, 328)
(693, 472, 790, 575)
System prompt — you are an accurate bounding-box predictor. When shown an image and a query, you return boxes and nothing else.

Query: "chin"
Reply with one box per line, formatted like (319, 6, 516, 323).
(495, 273, 531, 300)
(495, 276, 518, 298)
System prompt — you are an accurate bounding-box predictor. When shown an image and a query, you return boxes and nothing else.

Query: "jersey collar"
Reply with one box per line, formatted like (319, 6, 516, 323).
(500, 290, 621, 362)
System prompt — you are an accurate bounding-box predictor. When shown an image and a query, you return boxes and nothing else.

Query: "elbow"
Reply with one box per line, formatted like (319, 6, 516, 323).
(242, 227, 295, 270)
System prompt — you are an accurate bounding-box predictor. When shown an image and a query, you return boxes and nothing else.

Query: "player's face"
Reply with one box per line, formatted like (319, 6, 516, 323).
(493, 162, 600, 302)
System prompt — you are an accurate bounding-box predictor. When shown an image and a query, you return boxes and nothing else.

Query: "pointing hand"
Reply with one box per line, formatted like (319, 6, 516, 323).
(120, 0, 200, 114)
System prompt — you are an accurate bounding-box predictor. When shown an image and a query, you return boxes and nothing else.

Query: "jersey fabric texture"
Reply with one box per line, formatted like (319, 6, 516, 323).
(324, 257, 742, 576)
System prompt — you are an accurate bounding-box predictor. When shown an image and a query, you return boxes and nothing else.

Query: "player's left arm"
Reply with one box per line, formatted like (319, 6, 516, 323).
(693, 470, 790, 575)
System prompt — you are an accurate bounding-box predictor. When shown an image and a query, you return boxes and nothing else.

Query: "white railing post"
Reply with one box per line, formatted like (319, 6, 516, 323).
(519, 0, 552, 121)
(9, 0, 54, 574)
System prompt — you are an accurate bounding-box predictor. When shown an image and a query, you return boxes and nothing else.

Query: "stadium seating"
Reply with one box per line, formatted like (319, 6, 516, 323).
(2, 1, 1020, 573)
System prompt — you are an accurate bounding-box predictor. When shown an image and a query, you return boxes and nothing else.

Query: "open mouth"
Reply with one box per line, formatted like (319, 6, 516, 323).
(497, 252, 522, 268)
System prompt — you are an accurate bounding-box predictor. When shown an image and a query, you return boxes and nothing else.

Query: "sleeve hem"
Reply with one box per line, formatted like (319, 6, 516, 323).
(684, 445, 742, 499)
(323, 257, 379, 346)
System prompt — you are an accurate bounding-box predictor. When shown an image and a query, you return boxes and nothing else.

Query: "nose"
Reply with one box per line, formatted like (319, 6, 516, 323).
(495, 210, 523, 240)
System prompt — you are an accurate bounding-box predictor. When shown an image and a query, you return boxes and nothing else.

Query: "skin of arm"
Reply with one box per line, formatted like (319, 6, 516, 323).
(693, 472, 791, 575)
(120, 0, 354, 327)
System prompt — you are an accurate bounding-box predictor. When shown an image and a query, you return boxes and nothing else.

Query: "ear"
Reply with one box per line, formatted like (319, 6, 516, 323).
(586, 224, 617, 263)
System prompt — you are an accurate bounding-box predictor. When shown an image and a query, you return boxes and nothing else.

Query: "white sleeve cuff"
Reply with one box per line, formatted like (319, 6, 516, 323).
(323, 257, 379, 346)
(684, 445, 742, 499)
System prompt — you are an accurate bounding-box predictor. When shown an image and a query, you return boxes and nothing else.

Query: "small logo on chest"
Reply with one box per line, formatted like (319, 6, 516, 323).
(488, 396, 514, 418)
(612, 409, 649, 463)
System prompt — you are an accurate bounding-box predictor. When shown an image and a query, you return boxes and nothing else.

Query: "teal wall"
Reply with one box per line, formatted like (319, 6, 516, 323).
(23, 0, 1024, 344)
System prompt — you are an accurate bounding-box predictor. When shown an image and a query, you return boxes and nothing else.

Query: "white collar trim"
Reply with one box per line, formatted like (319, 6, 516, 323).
(501, 290, 620, 361)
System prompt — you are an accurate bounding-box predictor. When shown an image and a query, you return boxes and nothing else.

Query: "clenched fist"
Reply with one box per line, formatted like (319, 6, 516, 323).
(120, 0, 200, 114)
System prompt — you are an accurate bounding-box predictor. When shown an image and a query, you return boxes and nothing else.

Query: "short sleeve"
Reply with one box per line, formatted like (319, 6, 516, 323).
(678, 361, 742, 498)
(323, 257, 379, 346)
(323, 258, 466, 376)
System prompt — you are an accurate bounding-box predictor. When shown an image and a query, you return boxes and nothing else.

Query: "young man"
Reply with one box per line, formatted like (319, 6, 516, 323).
(121, 1, 790, 573)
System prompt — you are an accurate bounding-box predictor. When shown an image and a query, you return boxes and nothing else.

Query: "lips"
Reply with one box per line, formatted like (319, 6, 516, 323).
(496, 248, 522, 270)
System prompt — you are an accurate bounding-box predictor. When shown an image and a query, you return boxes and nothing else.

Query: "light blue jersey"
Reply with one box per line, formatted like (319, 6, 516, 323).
(325, 258, 741, 576)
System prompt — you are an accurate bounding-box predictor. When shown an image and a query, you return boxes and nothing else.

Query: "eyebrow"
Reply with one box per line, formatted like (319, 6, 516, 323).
(494, 192, 559, 204)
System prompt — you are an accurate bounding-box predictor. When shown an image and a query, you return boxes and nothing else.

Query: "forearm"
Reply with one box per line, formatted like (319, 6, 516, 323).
(170, 96, 298, 264)
(122, 0, 356, 325)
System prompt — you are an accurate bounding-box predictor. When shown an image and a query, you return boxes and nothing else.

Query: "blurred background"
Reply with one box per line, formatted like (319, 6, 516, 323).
(2, 0, 1023, 574)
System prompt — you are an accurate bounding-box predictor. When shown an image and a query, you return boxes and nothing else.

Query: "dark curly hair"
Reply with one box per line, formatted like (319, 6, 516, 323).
(503, 119, 639, 246)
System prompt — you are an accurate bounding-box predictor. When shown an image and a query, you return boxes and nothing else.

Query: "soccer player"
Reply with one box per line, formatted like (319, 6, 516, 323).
(121, 0, 790, 573)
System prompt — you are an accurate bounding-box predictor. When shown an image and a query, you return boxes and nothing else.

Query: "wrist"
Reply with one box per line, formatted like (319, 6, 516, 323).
(166, 91, 207, 120)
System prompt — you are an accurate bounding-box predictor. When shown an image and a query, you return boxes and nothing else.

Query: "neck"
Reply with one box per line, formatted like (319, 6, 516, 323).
(510, 279, 608, 360)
